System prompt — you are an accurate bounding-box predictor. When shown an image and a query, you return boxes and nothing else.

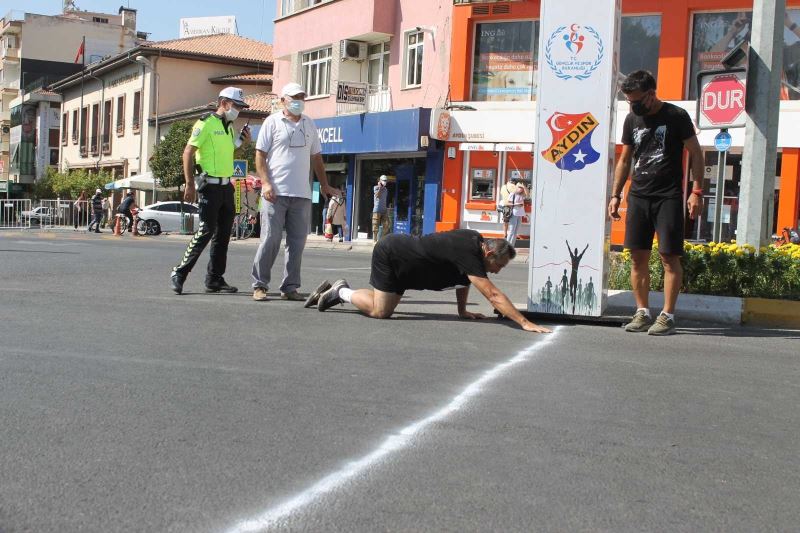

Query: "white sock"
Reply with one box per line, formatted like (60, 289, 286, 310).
(661, 311, 675, 320)
(339, 287, 354, 303)
(637, 307, 651, 318)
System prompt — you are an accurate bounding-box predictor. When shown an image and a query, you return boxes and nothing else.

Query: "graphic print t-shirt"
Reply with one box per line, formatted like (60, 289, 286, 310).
(382, 229, 488, 291)
(621, 102, 696, 198)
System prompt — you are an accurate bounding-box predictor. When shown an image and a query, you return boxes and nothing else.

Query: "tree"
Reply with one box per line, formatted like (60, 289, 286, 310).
(34, 167, 111, 199)
(150, 120, 193, 190)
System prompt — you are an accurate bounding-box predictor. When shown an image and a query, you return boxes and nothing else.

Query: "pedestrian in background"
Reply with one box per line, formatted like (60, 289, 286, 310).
(609, 70, 704, 336)
(373, 175, 389, 242)
(101, 196, 110, 228)
(327, 190, 346, 242)
(88, 188, 103, 233)
(73, 190, 87, 230)
(251, 82, 339, 302)
(504, 181, 527, 246)
(117, 191, 136, 234)
(170, 87, 252, 295)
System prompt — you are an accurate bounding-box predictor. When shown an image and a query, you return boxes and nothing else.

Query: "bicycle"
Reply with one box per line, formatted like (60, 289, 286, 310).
(231, 187, 259, 240)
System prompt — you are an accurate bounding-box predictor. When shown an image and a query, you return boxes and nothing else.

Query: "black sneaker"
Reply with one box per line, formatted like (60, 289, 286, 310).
(171, 272, 185, 295)
(304, 280, 332, 308)
(205, 278, 238, 293)
(317, 279, 349, 312)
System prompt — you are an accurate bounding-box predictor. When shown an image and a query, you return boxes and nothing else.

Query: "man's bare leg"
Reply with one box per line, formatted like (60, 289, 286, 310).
(659, 253, 682, 314)
(630, 249, 651, 310)
(350, 288, 402, 319)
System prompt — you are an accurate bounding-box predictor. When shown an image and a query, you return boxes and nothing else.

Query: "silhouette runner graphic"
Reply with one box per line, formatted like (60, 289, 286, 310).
(585, 276, 595, 313)
(559, 268, 569, 312)
(545, 276, 553, 311)
(566, 240, 589, 314)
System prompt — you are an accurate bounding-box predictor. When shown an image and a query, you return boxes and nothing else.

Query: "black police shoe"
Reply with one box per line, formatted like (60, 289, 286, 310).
(171, 272, 185, 295)
(205, 278, 238, 293)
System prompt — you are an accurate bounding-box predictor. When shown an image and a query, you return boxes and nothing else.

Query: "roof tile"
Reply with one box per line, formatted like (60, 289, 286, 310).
(148, 34, 273, 63)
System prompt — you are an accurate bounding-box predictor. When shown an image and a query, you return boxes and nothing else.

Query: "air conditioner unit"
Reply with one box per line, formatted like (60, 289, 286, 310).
(340, 40, 367, 61)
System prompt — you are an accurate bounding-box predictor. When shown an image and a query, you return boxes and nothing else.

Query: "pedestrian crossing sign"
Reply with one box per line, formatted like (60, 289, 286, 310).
(233, 160, 248, 178)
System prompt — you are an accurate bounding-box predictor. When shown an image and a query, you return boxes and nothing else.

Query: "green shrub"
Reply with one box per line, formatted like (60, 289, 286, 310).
(609, 242, 800, 300)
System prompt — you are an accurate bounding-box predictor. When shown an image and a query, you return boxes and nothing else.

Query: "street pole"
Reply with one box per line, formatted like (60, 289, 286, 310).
(713, 131, 728, 243)
(737, 0, 784, 247)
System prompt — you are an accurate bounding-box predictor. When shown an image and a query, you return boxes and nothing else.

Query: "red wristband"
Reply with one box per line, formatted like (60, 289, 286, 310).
(691, 189, 704, 196)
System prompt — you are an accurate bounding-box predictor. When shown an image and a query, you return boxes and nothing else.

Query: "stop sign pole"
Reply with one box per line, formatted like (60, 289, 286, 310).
(696, 68, 747, 243)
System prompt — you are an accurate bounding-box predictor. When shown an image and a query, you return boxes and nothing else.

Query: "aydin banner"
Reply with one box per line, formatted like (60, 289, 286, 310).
(528, 0, 621, 317)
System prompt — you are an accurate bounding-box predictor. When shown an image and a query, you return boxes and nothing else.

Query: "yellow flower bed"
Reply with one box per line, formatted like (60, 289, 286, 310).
(610, 241, 800, 300)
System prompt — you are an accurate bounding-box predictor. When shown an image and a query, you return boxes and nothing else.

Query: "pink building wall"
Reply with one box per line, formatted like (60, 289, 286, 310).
(272, 0, 452, 119)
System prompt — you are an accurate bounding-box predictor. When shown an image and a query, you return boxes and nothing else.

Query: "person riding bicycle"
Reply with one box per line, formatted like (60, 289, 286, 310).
(117, 191, 136, 233)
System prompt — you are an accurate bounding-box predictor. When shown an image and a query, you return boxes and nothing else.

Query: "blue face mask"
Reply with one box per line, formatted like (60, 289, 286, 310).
(287, 99, 305, 116)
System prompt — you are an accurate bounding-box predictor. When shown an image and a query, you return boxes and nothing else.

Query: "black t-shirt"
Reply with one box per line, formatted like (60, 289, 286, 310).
(621, 102, 696, 198)
(383, 229, 488, 291)
(119, 196, 134, 212)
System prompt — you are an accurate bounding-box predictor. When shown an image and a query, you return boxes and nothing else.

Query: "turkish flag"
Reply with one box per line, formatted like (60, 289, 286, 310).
(74, 39, 84, 64)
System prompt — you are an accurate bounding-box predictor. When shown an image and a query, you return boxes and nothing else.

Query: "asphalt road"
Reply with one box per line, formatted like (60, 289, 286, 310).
(1, 231, 799, 533)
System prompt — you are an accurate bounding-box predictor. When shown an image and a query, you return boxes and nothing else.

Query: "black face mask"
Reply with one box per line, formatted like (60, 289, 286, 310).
(631, 100, 650, 116)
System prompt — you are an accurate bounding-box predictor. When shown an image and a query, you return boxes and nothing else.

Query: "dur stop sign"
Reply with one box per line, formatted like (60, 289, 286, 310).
(696, 68, 747, 130)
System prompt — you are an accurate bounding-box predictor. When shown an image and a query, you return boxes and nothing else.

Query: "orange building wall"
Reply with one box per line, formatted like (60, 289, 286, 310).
(438, 0, 800, 238)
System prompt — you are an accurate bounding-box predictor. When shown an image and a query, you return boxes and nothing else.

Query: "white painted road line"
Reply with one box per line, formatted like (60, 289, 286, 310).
(224, 327, 561, 532)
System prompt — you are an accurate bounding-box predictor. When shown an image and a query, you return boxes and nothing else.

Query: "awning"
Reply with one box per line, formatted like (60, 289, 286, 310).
(104, 172, 177, 191)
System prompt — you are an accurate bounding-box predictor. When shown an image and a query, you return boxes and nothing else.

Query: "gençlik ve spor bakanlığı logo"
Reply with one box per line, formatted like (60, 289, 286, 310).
(545, 24, 604, 81)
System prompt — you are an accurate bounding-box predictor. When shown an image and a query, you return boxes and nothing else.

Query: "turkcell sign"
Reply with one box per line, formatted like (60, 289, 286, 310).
(318, 127, 343, 144)
(528, 0, 621, 318)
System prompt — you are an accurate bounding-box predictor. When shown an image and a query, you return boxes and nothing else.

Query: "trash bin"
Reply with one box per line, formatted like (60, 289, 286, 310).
(180, 212, 194, 234)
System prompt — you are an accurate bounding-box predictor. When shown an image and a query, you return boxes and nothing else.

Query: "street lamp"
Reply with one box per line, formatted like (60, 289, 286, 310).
(136, 56, 159, 203)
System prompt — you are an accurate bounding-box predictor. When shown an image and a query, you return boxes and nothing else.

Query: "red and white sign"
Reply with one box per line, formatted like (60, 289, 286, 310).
(697, 70, 747, 130)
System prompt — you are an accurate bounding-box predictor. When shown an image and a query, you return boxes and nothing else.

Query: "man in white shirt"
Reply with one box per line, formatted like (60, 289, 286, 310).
(251, 82, 339, 301)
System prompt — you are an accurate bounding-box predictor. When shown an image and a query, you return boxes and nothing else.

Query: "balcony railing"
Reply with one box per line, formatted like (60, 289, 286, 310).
(336, 83, 391, 116)
(1, 46, 18, 60)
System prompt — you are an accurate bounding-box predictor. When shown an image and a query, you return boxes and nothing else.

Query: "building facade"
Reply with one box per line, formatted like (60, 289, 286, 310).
(50, 34, 274, 204)
(438, 0, 800, 244)
(0, 6, 144, 192)
(272, 0, 452, 240)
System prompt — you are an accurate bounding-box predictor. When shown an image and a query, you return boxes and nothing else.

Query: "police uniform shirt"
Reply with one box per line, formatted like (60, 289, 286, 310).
(256, 112, 322, 199)
(188, 114, 235, 178)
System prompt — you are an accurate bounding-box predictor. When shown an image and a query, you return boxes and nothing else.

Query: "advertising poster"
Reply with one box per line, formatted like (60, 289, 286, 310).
(472, 21, 539, 101)
(528, 0, 620, 317)
(689, 9, 800, 100)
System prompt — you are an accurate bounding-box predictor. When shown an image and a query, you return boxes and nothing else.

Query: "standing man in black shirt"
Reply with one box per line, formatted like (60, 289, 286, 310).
(305, 229, 551, 333)
(609, 70, 704, 335)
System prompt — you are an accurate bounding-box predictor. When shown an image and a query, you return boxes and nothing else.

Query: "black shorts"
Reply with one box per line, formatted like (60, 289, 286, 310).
(369, 237, 405, 295)
(624, 194, 684, 256)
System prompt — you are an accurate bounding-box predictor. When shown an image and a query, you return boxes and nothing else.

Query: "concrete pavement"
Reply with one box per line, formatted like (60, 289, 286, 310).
(1, 231, 798, 532)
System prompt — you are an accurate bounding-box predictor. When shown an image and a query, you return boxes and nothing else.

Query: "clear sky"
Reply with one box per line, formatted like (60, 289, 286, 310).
(0, 0, 277, 43)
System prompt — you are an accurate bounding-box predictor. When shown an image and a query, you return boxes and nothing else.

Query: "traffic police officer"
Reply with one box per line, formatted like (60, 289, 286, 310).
(170, 87, 251, 294)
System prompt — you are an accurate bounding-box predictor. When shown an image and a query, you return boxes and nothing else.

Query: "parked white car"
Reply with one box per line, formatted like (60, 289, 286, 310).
(136, 201, 199, 234)
(19, 206, 53, 225)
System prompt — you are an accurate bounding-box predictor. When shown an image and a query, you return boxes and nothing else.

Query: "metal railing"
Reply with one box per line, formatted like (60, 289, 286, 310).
(336, 83, 391, 115)
(0, 198, 31, 230)
(39, 199, 93, 231)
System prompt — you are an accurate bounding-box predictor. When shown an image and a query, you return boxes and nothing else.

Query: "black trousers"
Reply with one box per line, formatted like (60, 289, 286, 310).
(173, 182, 235, 284)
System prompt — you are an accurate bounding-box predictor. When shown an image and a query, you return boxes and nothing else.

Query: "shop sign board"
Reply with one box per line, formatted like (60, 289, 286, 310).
(459, 143, 496, 151)
(430, 107, 536, 144)
(179, 16, 236, 38)
(336, 81, 367, 106)
(528, 0, 621, 317)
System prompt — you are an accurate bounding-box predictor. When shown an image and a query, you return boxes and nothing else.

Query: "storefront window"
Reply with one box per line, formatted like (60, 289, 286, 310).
(687, 151, 782, 242)
(472, 21, 538, 101)
(470, 168, 497, 200)
(618, 15, 661, 99)
(689, 10, 800, 100)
